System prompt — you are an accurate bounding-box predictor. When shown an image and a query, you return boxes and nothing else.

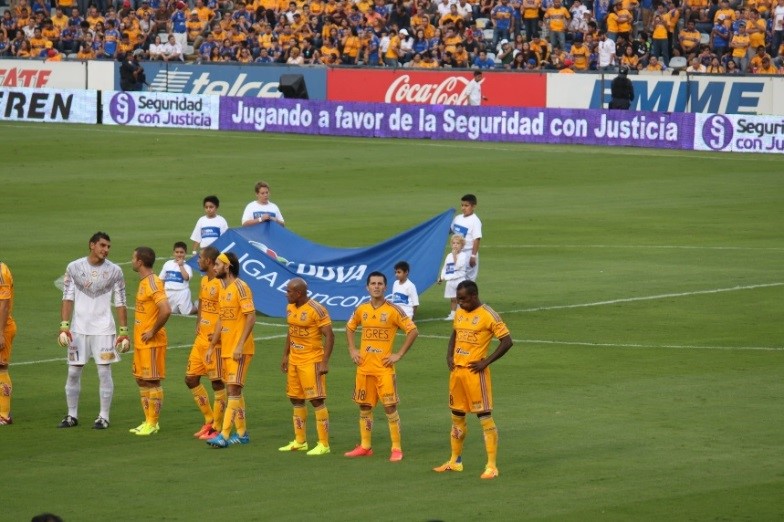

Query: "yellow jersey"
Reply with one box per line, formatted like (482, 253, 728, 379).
(0, 262, 15, 331)
(218, 278, 255, 357)
(452, 304, 510, 368)
(286, 299, 332, 366)
(197, 276, 223, 344)
(134, 274, 168, 349)
(347, 301, 417, 376)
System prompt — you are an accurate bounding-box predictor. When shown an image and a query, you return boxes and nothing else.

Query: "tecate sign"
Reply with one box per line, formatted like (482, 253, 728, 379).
(129, 63, 327, 100)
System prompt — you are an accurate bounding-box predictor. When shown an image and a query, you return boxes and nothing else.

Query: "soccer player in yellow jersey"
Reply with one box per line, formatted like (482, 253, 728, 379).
(345, 272, 418, 462)
(433, 281, 513, 480)
(278, 278, 335, 456)
(206, 252, 255, 448)
(187, 246, 227, 441)
(130, 247, 171, 436)
(0, 261, 16, 425)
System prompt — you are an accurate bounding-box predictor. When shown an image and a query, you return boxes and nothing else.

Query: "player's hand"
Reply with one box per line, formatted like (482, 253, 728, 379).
(58, 321, 72, 347)
(469, 257, 477, 267)
(280, 358, 288, 373)
(233, 346, 242, 362)
(382, 353, 402, 367)
(317, 360, 329, 375)
(205, 347, 214, 364)
(141, 330, 155, 342)
(349, 348, 362, 365)
(467, 359, 489, 373)
(115, 326, 131, 353)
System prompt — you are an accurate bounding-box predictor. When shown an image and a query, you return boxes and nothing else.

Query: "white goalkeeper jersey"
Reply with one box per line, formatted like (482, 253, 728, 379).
(62, 257, 127, 335)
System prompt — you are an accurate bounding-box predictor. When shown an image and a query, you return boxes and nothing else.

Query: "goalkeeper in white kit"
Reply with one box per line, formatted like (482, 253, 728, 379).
(57, 232, 129, 430)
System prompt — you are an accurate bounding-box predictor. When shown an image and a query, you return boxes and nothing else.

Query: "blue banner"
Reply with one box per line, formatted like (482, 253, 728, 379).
(119, 62, 327, 100)
(189, 209, 455, 321)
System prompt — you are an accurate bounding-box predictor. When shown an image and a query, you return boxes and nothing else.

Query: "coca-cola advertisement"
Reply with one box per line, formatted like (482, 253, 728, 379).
(327, 69, 547, 107)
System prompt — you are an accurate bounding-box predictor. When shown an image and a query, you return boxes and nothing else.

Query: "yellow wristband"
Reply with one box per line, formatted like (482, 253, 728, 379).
(60, 321, 70, 330)
(119, 326, 129, 336)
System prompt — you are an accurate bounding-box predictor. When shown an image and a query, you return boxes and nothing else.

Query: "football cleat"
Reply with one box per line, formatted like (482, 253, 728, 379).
(198, 427, 219, 440)
(135, 423, 159, 436)
(206, 433, 229, 448)
(480, 467, 499, 480)
(0, 414, 12, 425)
(306, 442, 331, 456)
(228, 432, 250, 445)
(129, 422, 147, 434)
(93, 416, 110, 430)
(344, 445, 373, 458)
(433, 460, 464, 473)
(278, 440, 309, 452)
(389, 449, 404, 462)
(194, 423, 213, 438)
(58, 415, 78, 428)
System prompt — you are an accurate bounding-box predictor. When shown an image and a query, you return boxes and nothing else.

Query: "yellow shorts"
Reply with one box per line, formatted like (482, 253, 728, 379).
(286, 361, 326, 400)
(353, 372, 398, 407)
(449, 366, 493, 414)
(221, 354, 252, 387)
(0, 324, 16, 366)
(185, 338, 221, 381)
(133, 346, 166, 381)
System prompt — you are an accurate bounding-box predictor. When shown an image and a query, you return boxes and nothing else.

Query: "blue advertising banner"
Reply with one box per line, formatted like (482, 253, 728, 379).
(117, 62, 327, 100)
(189, 209, 455, 321)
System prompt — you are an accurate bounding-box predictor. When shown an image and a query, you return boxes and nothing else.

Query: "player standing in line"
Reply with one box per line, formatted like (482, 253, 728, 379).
(0, 260, 17, 425)
(241, 181, 285, 227)
(190, 195, 229, 254)
(205, 252, 256, 448)
(345, 272, 418, 462)
(129, 246, 172, 436)
(391, 261, 419, 319)
(450, 194, 483, 282)
(438, 235, 469, 321)
(187, 246, 227, 441)
(159, 241, 196, 315)
(57, 232, 128, 430)
(278, 278, 335, 456)
(433, 280, 513, 480)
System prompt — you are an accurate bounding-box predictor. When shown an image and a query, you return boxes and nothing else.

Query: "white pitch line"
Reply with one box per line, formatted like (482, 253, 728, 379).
(483, 244, 784, 252)
(5, 122, 781, 163)
(413, 333, 783, 352)
(507, 282, 784, 314)
(11, 333, 288, 367)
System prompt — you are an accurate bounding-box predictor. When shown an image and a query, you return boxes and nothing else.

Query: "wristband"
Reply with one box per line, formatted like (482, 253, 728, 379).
(470, 255, 477, 258)
(60, 321, 70, 330)
(119, 326, 129, 335)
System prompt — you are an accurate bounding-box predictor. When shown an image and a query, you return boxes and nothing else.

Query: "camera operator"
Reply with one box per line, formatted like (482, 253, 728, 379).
(120, 49, 147, 92)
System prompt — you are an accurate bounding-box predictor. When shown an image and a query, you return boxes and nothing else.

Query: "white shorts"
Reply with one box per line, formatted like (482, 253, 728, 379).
(444, 279, 461, 299)
(67, 334, 120, 366)
(166, 288, 194, 315)
(465, 255, 479, 282)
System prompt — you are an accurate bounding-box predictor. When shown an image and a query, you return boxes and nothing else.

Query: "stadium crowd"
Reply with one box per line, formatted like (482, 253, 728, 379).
(0, 0, 783, 73)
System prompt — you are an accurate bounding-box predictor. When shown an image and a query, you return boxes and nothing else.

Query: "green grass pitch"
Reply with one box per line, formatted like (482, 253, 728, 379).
(1, 122, 783, 521)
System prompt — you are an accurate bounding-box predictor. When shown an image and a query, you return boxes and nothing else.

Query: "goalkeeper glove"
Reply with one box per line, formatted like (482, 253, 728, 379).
(57, 321, 72, 348)
(116, 326, 131, 353)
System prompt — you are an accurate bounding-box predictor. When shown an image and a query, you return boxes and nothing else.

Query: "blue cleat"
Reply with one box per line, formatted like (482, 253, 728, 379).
(206, 433, 229, 448)
(228, 433, 250, 445)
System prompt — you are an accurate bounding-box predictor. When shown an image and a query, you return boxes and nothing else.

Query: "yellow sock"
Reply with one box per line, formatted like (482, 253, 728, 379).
(314, 405, 329, 447)
(359, 409, 373, 449)
(148, 386, 163, 426)
(293, 405, 307, 444)
(450, 413, 468, 462)
(190, 383, 213, 424)
(480, 415, 498, 469)
(0, 370, 11, 418)
(386, 411, 402, 451)
(223, 396, 241, 438)
(212, 388, 227, 432)
(139, 388, 151, 424)
(235, 395, 247, 436)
